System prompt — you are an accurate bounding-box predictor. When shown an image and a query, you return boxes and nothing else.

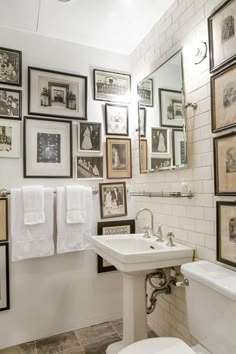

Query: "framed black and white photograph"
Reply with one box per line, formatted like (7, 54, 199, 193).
(28, 67, 87, 120)
(159, 88, 183, 128)
(97, 220, 135, 273)
(137, 78, 153, 107)
(0, 88, 22, 120)
(151, 157, 172, 171)
(0, 47, 22, 86)
(172, 129, 187, 166)
(99, 182, 127, 219)
(208, 0, 236, 72)
(0, 243, 10, 311)
(106, 137, 132, 179)
(0, 198, 8, 242)
(214, 132, 236, 195)
(76, 156, 103, 179)
(78, 122, 101, 152)
(93, 69, 131, 103)
(105, 103, 128, 136)
(217, 201, 236, 267)
(24, 117, 72, 178)
(211, 62, 236, 132)
(0, 119, 20, 158)
(151, 127, 169, 154)
(139, 107, 146, 137)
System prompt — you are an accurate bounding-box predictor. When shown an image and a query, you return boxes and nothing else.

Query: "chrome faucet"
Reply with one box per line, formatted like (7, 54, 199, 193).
(135, 208, 154, 238)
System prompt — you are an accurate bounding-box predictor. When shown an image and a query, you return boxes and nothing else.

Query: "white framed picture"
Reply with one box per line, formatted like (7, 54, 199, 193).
(0, 119, 20, 158)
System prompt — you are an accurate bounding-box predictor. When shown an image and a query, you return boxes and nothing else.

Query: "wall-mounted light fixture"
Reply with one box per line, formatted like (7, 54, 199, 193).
(194, 41, 207, 65)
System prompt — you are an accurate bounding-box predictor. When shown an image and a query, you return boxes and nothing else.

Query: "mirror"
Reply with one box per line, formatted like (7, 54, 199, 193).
(137, 50, 187, 173)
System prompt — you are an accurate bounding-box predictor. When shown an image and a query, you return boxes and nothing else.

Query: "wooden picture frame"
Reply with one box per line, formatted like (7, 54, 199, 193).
(105, 103, 129, 136)
(211, 62, 236, 132)
(78, 122, 102, 153)
(28, 67, 87, 120)
(76, 156, 103, 179)
(99, 182, 127, 219)
(24, 116, 73, 178)
(106, 137, 132, 179)
(208, 0, 236, 72)
(139, 107, 146, 137)
(159, 88, 183, 128)
(217, 201, 236, 267)
(172, 129, 187, 166)
(0, 88, 22, 120)
(97, 220, 135, 273)
(140, 139, 148, 174)
(214, 132, 236, 195)
(0, 119, 21, 158)
(0, 243, 10, 311)
(0, 198, 8, 242)
(137, 78, 153, 107)
(0, 47, 22, 86)
(93, 69, 131, 103)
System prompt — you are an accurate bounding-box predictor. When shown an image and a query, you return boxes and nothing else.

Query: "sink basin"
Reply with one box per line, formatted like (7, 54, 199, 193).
(91, 233, 194, 273)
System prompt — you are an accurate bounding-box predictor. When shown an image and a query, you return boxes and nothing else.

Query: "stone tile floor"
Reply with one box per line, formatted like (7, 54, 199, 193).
(0, 319, 156, 354)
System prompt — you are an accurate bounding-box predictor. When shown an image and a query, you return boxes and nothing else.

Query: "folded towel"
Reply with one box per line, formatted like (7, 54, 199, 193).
(22, 185, 45, 225)
(57, 186, 93, 254)
(10, 188, 54, 261)
(66, 185, 87, 224)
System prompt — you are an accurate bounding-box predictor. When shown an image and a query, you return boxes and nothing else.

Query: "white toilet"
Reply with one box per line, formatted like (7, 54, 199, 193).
(118, 260, 236, 354)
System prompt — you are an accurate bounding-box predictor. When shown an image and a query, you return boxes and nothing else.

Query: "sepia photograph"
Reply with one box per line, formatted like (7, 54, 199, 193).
(78, 122, 101, 152)
(172, 129, 187, 166)
(0, 88, 21, 120)
(99, 182, 127, 219)
(217, 201, 236, 267)
(151, 157, 172, 170)
(0, 198, 8, 242)
(0, 243, 10, 311)
(140, 139, 148, 174)
(151, 127, 169, 154)
(137, 78, 153, 107)
(76, 156, 103, 179)
(139, 107, 146, 137)
(105, 103, 128, 136)
(0, 120, 20, 158)
(0, 47, 22, 86)
(106, 137, 132, 178)
(208, 0, 236, 71)
(159, 88, 183, 128)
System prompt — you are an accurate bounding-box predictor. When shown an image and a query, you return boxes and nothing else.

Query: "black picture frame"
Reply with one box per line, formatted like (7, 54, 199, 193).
(23, 116, 73, 178)
(28, 67, 87, 120)
(93, 69, 131, 103)
(99, 182, 127, 219)
(0, 198, 8, 242)
(172, 129, 187, 166)
(0, 47, 22, 86)
(105, 103, 129, 136)
(76, 156, 103, 179)
(0, 88, 22, 120)
(0, 242, 10, 311)
(97, 220, 135, 273)
(214, 131, 236, 195)
(217, 201, 236, 267)
(208, 0, 236, 73)
(137, 78, 153, 107)
(139, 107, 146, 137)
(78, 122, 102, 152)
(159, 88, 183, 128)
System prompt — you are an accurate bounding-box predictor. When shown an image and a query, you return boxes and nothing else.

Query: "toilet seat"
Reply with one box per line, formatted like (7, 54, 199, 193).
(119, 337, 196, 354)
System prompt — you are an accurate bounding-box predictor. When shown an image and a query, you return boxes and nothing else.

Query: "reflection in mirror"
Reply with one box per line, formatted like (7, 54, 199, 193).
(137, 50, 187, 173)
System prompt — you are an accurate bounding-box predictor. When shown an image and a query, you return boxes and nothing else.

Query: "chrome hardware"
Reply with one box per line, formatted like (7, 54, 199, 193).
(166, 232, 176, 247)
(143, 225, 152, 239)
(184, 102, 198, 110)
(155, 224, 164, 242)
(175, 279, 189, 287)
(136, 208, 154, 238)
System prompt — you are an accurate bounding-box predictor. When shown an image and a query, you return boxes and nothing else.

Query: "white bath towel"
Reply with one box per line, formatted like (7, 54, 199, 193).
(22, 185, 45, 225)
(56, 186, 92, 254)
(66, 185, 87, 224)
(11, 188, 54, 261)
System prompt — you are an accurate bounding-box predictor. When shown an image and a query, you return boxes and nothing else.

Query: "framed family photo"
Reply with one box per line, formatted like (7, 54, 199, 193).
(0, 119, 20, 158)
(105, 103, 128, 136)
(0, 47, 22, 86)
(106, 137, 132, 179)
(99, 182, 127, 219)
(78, 122, 101, 153)
(172, 129, 187, 166)
(211, 62, 236, 132)
(140, 139, 148, 174)
(208, 0, 236, 72)
(151, 157, 172, 171)
(93, 69, 131, 103)
(97, 220, 135, 273)
(24, 117, 72, 178)
(139, 107, 146, 137)
(76, 156, 103, 179)
(0, 243, 10, 311)
(214, 132, 236, 195)
(151, 127, 169, 154)
(0, 198, 8, 242)
(0, 88, 22, 120)
(159, 88, 183, 128)
(137, 78, 153, 107)
(28, 67, 87, 120)
(217, 201, 236, 267)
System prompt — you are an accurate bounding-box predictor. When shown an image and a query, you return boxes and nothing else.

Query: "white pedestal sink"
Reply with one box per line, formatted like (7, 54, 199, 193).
(91, 234, 194, 354)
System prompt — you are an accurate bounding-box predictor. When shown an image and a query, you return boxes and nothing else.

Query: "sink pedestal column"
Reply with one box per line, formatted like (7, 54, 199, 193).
(106, 272, 148, 354)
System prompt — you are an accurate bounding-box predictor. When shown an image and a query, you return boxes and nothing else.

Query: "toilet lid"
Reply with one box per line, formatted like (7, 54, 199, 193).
(119, 337, 196, 354)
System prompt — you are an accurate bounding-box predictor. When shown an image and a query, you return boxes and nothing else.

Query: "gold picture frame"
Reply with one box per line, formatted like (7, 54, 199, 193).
(140, 139, 148, 174)
(106, 137, 132, 179)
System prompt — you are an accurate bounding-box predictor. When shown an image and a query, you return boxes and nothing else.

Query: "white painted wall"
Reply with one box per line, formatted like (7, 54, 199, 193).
(0, 27, 133, 349)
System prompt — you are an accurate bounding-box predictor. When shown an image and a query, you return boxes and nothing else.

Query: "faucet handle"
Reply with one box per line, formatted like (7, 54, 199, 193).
(143, 225, 152, 239)
(155, 224, 164, 242)
(166, 232, 176, 247)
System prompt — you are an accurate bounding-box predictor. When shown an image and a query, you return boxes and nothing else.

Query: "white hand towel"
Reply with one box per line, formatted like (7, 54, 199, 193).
(10, 188, 54, 261)
(66, 185, 87, 224)
(22, 185, 45, 225)
(57, 186, 93, 254)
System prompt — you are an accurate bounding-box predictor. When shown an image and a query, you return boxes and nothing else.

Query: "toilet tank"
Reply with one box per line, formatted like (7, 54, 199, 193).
(181, 261, 236, 354)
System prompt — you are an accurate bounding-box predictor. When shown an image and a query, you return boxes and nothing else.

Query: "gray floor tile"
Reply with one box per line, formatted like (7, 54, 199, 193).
(36, 332, 81, 354)
(0, 342, 36, 354)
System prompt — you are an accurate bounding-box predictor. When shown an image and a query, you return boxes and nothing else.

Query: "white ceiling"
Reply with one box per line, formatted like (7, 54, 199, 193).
(0, 0, 175, 55)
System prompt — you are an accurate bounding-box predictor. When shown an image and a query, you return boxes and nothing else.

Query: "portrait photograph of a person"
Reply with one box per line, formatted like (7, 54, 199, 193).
(78, 122, 101, 152)
(106, 138, 132, 178)
(99, 182, 127, 219)
(151, 127, 169, 154)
